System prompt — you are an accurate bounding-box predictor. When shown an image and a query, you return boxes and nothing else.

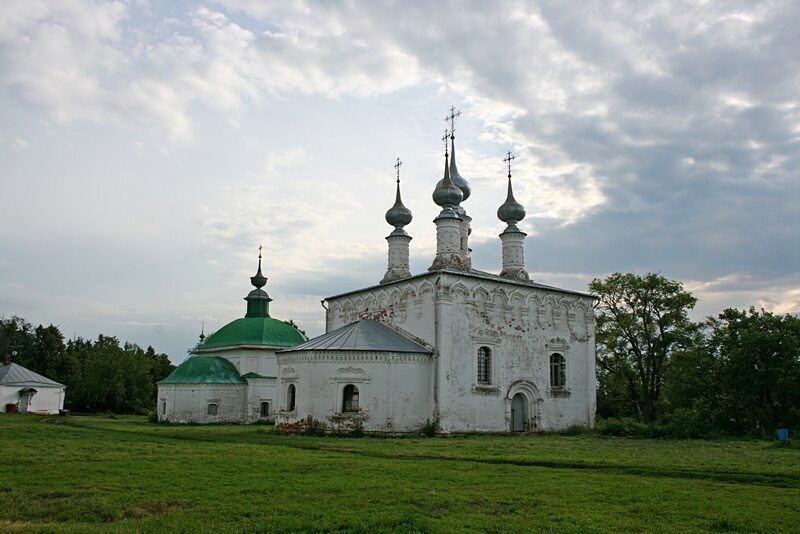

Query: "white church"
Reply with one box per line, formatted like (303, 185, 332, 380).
(158, 111, 596, 433)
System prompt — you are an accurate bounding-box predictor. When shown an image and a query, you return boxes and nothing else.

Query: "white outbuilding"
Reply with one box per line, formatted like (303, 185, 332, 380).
(0, 360, 66, 415)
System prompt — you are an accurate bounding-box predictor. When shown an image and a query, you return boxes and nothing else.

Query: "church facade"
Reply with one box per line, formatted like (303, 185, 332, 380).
(275, 117, 596, 434)
(158, 111, 596, 432)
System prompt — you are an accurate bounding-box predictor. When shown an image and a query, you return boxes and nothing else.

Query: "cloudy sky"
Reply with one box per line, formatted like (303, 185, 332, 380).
(2, 0, 798, 363)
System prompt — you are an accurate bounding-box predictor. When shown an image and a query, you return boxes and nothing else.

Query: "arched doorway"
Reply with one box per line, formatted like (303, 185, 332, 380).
(511, 393, 526, 432)
(506, 380, 541, 432)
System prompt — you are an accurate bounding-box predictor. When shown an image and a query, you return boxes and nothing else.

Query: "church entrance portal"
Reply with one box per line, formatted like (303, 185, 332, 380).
(511, 393, 526, 432)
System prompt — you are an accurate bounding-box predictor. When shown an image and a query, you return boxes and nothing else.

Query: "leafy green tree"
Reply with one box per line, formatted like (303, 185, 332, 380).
(68, 336, 156, 414)
(590, 272, 698, 423)
(670, 308, 800, 435)
(145, 345, 175, 403)
(0, 316, 36, 367)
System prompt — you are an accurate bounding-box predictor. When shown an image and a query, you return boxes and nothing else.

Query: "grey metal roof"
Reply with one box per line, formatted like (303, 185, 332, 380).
(280, 320, 432, 354)
(0, 363, 64, 387)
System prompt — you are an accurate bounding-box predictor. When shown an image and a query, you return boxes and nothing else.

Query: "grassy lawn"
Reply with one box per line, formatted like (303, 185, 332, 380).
(1, 415, 798, 533)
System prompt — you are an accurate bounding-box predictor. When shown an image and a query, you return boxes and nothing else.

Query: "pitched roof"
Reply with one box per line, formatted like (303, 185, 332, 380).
(0, 363, 64, 387)
(200, 316, 306, 350)
(280, 320, 432, 354)
(157, 355, 246, 385)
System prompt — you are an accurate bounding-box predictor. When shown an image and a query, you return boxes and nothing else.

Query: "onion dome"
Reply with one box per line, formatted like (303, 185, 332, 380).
(433, 152, 463, 209)
(385, 174, 413, 234)
(449, 134, 471, 202)
(497, 170, 526, 226)
(245, 248, 272, 318)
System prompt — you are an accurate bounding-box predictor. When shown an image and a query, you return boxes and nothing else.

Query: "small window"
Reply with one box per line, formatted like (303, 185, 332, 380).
(287, 384, 296, 412)
(207, 403, 218, 416)
(342, 384, 359, 413)
(260, 401, 270, 417)
(477, 346, 492, 385)
(550, 353, 566, 389)
(161, 401, 166, 415)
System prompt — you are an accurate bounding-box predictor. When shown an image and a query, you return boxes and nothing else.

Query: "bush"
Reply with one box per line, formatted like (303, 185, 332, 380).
(303, 417, 327, 436)
(147, 411, 158, 423)
(658, 410, 711, 439)
(350, 422, 365, 438)
(595, 418, 654, 438)
(421, 419, 439, 438)
(563, 424, 591, 436)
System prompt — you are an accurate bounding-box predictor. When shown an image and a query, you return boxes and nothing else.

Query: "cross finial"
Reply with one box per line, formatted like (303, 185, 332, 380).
(503, 151, 516, 178)
(258, 244, 263, 259)
(442, 130, 450, 155)
(445, 106, 461, 138)
(394, 157, 402, 184)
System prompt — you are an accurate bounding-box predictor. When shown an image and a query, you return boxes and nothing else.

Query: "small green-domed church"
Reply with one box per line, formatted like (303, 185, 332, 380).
(157, 250, 306, 424)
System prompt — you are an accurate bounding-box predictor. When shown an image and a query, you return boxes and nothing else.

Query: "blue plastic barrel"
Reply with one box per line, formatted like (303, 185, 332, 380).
(777, 429, 789, 442)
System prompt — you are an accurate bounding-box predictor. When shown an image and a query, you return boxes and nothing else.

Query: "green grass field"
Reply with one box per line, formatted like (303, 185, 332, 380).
(1, 415, 798, 533)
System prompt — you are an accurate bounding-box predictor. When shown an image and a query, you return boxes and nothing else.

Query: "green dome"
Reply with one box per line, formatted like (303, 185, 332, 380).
(158, 355, 246, 384)
(201, 316, 306, 349)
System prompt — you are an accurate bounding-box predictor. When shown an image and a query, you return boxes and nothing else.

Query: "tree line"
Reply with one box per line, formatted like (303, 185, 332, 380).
(0, 316, 175, 414)
(591, 273, 800, 437)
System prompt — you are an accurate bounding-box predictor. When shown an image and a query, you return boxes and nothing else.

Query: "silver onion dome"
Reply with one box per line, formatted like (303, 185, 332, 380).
(385, 180, 413, 230)
(433, 152, 463, 209)
(449, 135, 471, 202)
(497, 173, 526, 225)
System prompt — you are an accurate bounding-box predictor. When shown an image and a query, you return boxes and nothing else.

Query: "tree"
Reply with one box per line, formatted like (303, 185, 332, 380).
(590, 272, 698, 423)
(670, 308, 800, 435)
(146, 345, 175, 403)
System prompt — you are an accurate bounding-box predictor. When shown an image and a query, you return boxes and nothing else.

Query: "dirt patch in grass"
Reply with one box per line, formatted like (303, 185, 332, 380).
(124, 502, 189, 519)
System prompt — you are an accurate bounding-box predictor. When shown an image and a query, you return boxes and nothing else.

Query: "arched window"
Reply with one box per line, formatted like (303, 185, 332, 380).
(207, 403, 218, 416)
(477, 346, 492, 385)
(287, 384, 296, 411)
(550, 353, 566, 389)
(342, 384, 359, 413)
(260, 401, 270, 417)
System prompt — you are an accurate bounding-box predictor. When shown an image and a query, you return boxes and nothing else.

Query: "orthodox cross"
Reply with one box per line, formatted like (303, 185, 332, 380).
(445, 106, 461, 137)
(258, 244, 263, 259)
(504, 151, 516, 178)
(442, 130, 450, 155)
(394, 157, 402, 184)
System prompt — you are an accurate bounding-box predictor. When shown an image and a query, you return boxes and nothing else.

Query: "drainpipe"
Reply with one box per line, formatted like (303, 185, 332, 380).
(320, 299, 329, 332)
(433, 276, 441, 417)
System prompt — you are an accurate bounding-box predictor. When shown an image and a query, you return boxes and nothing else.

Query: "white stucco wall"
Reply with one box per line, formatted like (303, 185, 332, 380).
(325, 270, 596, 433)
(197, 347, 280, 378)
(158, 383, 246, 424)
(276, 350, 432, 433)
(1, 385, 65, 414)
(244, 377, 276, 423)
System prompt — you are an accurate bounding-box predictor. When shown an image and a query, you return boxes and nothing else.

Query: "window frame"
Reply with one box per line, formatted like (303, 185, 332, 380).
(477, 346, 492, 385)
(286, 384, 296, 412)
(549, 352, 566, 389)
(342, 384, 360, 413)
(471, 334, 499, 393)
